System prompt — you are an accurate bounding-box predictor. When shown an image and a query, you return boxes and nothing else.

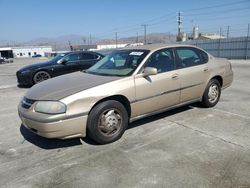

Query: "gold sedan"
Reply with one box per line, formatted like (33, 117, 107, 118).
(18, 44, 233, 144)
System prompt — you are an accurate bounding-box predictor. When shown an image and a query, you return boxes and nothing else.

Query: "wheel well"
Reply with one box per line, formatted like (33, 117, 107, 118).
(212, 75, 223, 87)
(90, 95, 131, 118)
(32, 70, 51, 84)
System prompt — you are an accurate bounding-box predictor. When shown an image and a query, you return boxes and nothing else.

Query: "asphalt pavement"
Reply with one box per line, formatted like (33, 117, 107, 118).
(0, 58, 250, 188)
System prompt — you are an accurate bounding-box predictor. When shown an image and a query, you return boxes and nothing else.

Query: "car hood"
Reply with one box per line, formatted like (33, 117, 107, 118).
(25, 72, 121, 101)
(18, 60, 55, 72)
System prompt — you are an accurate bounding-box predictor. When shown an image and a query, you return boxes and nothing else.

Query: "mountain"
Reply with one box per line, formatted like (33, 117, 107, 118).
(0, 33, 177, 50)
(98, 33, 176, 45)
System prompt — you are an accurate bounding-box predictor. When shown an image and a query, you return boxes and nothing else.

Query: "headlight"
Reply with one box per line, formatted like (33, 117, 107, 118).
(35, 101, 66, 114)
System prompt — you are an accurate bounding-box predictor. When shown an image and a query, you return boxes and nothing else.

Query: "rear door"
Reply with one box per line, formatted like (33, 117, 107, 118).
(133, 48, 180, 117)
(175, 47, 210, 102)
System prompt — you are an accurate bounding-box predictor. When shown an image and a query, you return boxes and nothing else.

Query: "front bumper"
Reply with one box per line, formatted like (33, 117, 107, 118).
(18, 103, 88, 139)
(16, 71, 33, 86)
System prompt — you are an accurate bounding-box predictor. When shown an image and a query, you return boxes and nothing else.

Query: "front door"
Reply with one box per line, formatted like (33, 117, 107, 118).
(53, 53, 81, 76)
(132, 48, 180, 117)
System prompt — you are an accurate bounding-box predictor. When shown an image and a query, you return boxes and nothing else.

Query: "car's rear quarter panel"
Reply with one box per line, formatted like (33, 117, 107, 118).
(207, 56, 233, 89)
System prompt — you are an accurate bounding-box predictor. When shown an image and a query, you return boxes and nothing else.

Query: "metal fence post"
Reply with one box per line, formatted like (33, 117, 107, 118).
(246, 23, 250, 60)
(218, 28, 222, 57)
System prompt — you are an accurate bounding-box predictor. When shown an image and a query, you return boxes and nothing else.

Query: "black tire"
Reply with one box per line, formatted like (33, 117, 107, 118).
(201, 79, 221, 108)
(33, 71, 51, 84)
(87, 100, 128, 144)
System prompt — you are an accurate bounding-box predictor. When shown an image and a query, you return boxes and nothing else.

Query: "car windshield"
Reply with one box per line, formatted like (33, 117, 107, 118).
(52, 53, 66, 62)
(86, 50, 149, 76)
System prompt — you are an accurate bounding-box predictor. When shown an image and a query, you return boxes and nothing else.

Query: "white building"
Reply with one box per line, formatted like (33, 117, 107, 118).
(13, 46, 52, 58)
(0, 46, 52, 58)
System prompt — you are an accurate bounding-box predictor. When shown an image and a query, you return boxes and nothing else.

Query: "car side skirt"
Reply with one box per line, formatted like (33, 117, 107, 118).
(129, 98, 201, 123)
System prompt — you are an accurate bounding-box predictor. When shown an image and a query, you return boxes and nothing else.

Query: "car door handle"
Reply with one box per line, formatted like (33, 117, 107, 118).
(171, 74, 179, 80)
(203, 67, 209, 72)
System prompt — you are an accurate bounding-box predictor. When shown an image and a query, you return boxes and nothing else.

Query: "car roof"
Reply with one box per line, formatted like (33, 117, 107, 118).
(123, 43, 199, 51)
(67, 51, 103, 55)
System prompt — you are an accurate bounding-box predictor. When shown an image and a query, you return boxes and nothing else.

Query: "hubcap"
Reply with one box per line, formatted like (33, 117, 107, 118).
(98, 109, 122, 137)
(34, 72, 50, 83)
(208, 84, 219, 103)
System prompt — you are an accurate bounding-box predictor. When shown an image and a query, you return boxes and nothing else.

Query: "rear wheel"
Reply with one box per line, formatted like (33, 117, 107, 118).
(201, 79, 221, 108)
(33, 71, 51, 84)
(87, 100, 128, 144)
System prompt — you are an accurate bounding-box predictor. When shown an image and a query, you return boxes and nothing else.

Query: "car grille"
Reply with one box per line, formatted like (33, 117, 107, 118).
(21, 97, 36, 109)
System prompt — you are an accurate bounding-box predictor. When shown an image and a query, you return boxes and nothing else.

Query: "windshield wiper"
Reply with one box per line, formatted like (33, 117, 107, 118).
(85, 71, 124, 77)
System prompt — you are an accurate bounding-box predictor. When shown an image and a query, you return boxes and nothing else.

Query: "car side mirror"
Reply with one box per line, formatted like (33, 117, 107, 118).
(143, 67, 157, 77)
(58, 59, 67, 65)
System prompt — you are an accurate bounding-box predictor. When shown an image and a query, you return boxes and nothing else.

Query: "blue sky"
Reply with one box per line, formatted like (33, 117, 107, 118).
(0, 0, 249, 41)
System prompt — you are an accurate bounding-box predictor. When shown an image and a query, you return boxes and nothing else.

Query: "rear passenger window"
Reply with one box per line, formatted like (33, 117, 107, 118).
(81, 53, 98, 60)
(176, 48, 207, 68)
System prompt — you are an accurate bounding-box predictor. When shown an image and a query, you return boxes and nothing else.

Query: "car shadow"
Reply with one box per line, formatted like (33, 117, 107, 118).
(20, 105, 194, 149)
(20, 125, 84, 149)
(17, 84, 31, 88)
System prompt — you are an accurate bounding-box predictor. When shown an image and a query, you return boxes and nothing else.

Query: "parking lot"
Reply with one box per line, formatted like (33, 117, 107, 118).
(0, 58, 250, 188)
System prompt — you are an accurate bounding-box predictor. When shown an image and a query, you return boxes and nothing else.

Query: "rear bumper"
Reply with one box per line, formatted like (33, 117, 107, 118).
(222, 72, 233, 89)
(18, 104, 88, 139)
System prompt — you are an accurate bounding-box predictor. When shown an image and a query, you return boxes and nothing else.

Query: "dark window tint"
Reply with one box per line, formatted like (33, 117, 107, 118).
(144, 48, 175, 73)
(80, 53, 98, 60)
(176, 47, 207, 68)
(64, 53, 79, 62)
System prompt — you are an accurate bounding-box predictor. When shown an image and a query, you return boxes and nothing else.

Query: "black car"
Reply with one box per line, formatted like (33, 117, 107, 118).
(16, 51, 104, 86)
(32, 54, 42, 58)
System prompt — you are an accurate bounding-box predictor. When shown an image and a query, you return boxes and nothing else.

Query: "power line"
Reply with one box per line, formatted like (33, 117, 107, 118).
(94, 0, 250, 40)
(183, 0, 249, 11)
(185, 6, 250, 17)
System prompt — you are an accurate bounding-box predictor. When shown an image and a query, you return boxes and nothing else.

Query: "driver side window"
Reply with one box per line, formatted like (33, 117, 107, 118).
(64, 53, 80, 62)
(144, 48, 175, 73)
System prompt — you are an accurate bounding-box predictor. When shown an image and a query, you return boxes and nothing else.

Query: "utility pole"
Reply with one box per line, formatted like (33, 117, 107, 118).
(136, 32, 139, 43)
(142, 24, 148, 44)
(68, 41, 73, 51)
(176, 11, 183, 41)
(115, 32, 118, 48)
(227, 26, 230, 38)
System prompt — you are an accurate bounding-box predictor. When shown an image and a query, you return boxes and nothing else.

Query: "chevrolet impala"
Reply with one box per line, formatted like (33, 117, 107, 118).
(18, 44, 233, 144)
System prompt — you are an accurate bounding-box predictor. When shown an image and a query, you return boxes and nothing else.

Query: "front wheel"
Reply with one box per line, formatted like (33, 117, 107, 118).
(33, 71, 51, 84)
(87, 100, 128, 144)
(201, 79, 221, 108)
